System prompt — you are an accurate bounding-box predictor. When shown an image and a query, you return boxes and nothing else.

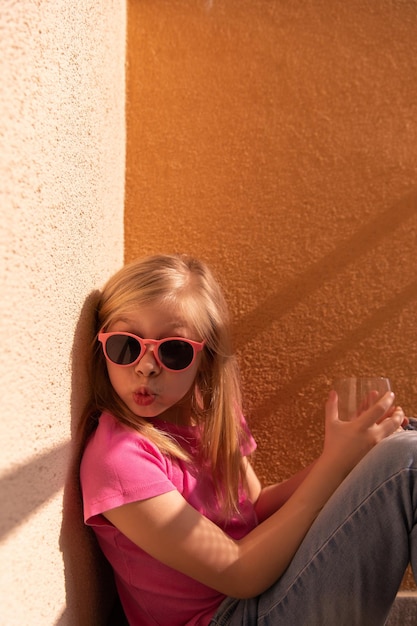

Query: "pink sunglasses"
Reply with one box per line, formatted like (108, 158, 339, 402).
(98, 332, 205, 372)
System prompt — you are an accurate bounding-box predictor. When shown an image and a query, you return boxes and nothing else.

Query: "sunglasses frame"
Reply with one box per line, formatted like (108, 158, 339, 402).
(98, 331, 205, 372)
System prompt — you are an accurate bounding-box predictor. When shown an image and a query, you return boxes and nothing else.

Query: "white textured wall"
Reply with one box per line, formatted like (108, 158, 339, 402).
(0, 1, 126, 624)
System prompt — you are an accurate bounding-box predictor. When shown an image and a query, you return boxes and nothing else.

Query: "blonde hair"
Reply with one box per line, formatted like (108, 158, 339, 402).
(78, 254, 249, 516)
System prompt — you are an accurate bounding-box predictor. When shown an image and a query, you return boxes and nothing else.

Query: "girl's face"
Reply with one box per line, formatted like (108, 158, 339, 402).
(104, 304, 203, 425)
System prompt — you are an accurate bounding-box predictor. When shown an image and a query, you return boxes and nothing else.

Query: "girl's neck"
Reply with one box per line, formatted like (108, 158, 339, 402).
(150, 393, 195, 427)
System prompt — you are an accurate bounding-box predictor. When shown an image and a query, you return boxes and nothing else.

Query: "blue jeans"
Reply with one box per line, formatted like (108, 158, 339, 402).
(210, 432, 417, 625)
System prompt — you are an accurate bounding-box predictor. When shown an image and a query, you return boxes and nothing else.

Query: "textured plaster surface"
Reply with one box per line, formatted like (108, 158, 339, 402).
(125, 0, 417, 593)
(0, 1, 126, 624)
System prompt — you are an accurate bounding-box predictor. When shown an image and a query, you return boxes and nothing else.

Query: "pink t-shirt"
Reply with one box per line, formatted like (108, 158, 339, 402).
(80, 412, 257, 626)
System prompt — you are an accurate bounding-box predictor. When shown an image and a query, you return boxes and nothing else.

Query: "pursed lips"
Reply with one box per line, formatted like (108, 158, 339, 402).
(133, 386, 157, 406)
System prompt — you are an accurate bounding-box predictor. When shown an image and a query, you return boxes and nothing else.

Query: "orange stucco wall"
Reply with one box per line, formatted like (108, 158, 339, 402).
(125, 0, 417, 586)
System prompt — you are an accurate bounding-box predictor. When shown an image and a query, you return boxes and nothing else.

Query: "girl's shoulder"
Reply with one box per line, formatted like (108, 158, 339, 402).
(81, 411, 170, 479)
(80, 412, 176, 523)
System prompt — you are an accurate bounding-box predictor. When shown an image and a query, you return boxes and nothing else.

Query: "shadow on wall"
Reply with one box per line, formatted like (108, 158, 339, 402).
(59, 290, 118, 626)
(233, 189, 417, 410)
(233, 189, 417, 348)
(0, 443, 69, 542)
(0, 290, 117, 624)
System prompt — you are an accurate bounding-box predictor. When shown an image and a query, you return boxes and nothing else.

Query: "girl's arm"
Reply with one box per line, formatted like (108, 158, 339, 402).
(103, 392, 403, 599)
(246, 459, 318, 523)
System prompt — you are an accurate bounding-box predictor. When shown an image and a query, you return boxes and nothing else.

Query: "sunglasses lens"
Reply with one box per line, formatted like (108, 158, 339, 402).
(105, 335, 141, 365)
(158, 340, 194, 371)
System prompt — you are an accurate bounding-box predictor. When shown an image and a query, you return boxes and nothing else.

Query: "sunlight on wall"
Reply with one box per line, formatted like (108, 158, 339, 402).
(0, 1, 126, 623)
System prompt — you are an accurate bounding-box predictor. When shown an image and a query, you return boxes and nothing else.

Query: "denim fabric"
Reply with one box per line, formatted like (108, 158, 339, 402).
(210, 432, 417, 626)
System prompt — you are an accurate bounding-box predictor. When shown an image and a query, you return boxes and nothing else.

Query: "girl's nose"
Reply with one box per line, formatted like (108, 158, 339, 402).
(134, 346, 160, 376)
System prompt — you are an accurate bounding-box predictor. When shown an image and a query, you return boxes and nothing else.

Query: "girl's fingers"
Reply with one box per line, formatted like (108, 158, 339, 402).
(325, 390, 339, 424)
(326, 390, 402, 439)
(327, 390, 395, 426)
(357, 391, 395, 427)
(378, 407, 405, 437)
(401, 415, 410, 429)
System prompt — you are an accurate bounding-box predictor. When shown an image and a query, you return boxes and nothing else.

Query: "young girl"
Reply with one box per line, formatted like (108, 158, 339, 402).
(79, 253, 417, 626)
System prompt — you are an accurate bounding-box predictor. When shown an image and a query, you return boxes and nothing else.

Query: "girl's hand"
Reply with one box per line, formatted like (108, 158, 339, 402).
(322, 390, 404, 473)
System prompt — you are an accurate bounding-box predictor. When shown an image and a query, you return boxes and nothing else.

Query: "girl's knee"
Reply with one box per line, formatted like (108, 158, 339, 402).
(377, 431, 417, 468)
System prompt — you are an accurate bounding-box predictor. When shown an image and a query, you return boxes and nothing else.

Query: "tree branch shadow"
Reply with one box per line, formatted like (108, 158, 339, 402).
(232, 190, 417, 348)
(254, 277, 417, 418)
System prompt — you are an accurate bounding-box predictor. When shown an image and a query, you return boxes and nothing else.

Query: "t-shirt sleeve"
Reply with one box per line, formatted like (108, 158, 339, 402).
(80, 414, 176, 526)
